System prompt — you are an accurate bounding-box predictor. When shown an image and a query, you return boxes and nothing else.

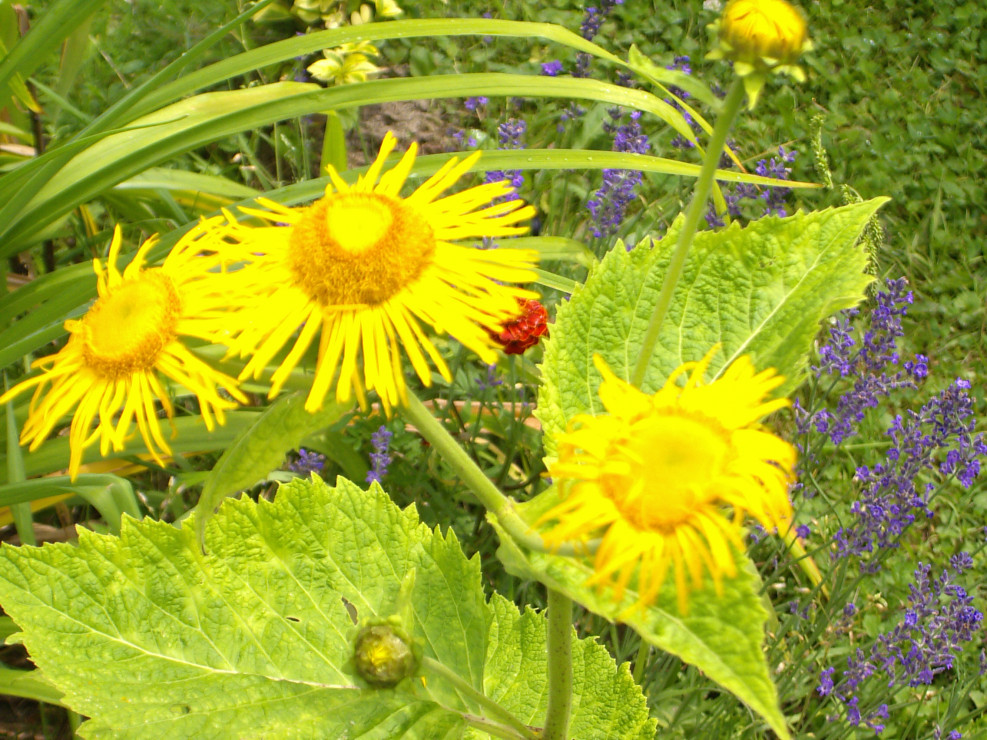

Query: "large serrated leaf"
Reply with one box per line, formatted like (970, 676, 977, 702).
(492, 509, 788, 739)
(537, 200, 886, 450)
(0, 478, 654, 739)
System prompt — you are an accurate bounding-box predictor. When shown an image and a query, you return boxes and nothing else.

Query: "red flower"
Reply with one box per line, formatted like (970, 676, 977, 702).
(489, 299, 549, 355)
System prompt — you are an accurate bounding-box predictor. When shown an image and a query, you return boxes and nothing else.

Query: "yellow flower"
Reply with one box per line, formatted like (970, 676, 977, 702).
(208, 131, 538, 413)
(539, 348, 795, 614)
(0, 227, 247, 480)
(707, 0, 812, 108)
(307, 42, 381, 86)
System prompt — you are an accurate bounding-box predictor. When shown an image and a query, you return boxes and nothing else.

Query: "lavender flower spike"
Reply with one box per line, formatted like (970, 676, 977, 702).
(366, 425, 394, 485)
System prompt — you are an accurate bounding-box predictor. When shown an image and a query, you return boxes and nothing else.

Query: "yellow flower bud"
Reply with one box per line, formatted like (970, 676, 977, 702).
(720, 0, 808, 66)
(706, 0, 812, 108)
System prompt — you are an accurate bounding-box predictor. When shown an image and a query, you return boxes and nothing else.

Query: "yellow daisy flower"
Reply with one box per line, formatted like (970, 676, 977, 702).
(539, 347, 796, 614)
(0, 226, 246, 480)
(208, 131, 538, 413)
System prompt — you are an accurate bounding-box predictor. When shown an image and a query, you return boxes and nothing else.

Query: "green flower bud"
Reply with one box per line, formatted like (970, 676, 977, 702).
(352, 622, 420, 688)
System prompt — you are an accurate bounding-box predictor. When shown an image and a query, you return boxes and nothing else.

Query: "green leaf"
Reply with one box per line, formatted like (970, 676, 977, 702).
(537, 200, 886, 447)
(0, 412, 261, 483)
(194, 393, 349, 544)
(492, 512, 789, 739)
(0, 0, 109, 98)
(0, 477, 654, 739)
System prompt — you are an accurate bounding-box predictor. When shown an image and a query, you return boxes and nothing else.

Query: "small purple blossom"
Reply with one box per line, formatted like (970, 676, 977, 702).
(820, 557, 982, 734)
(835, 376, 986, 560)
(587, 108, 650, 238)
(541, 60, 564, 76)
(795, 523, 811, 539)
(665, 56, 699, 150)
(579, 0, 623, 40)
(477, 363, 503, 390)
(809, 279, 919, 446)
(562, 0, 624, 125)
(484, 118, 526, 197)
(450, 129, 477, 149)
(707, 146, 797, 226)
(465, 96, 488, 112)
(366, 425, 393, 485)
(934, 730, 963, 740)
(289, 448, 325, 476)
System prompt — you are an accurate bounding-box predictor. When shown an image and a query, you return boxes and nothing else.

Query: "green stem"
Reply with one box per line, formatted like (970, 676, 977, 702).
(4, 373, 35, 546)
(630, 77, 747, 388)
(631, 640, 651, 685)
(404, 391, 586, 556)
(422, 657, 539, 740)
(542, 589, 573, 740)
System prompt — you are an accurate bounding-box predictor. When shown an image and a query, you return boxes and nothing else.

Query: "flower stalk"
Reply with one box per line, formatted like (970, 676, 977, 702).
(422, 657, 539, 740)
(403, 390, 587, 557)
(631, 77, 747, 388)
(543, 589, 574, 740)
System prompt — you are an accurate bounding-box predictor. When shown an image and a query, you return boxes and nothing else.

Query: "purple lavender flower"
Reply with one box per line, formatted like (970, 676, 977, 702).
(935, 730, 963, 740)
(820, 556, 982, 735)
(450, 128, 478, 149)
(541, 60, 564, 76)
(465, 96, 488, 112)
(563, 0, 624, 124)
(289, 448, 325, 476)
(756, 146, 796, 217)
(704, 204, 726, 229)
(809, 279, 920, 447)
(835, 377, 986, 560)
(579, 0, 623, 40)
(588, 108, 650, 238)
(708, 146, 797, 227)
(477, 363, 503, 390)
(665, 56, 699, 150)
(484, 118, 526, 197)
(748, 522, 767, 544)
(366, 425, 393, 485)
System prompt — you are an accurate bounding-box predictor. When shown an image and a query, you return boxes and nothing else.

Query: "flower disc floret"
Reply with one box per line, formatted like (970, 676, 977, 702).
(209, 131, 539, 413)
(78, 271, 181, 378)
(287, 192, 434, 307)
(540, 347, 796, 614)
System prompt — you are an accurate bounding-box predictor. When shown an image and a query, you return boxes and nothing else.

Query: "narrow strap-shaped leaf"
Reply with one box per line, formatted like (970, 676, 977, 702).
(194, 393, 350, 545)
(0, 0, 109, 100)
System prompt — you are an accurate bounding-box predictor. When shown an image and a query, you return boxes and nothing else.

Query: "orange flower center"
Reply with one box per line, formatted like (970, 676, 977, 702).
(79, 270, 181, 379)
(603, 414, 729, 531)
(287, 191, 435, 307)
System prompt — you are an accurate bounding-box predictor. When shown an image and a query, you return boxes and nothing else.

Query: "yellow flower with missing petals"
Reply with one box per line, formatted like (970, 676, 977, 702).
(539, 348, 795, 614)
(208, 131, 538, 413)
(0, 227, 246, 480)
(707, 0, 812, 108)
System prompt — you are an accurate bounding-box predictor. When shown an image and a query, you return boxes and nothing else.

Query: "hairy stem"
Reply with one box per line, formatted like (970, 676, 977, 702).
(422, 657, 539, 740)
(542, 589, 574, 740)
(404, 390, 584, 556)
(631, 77, 746, 388)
